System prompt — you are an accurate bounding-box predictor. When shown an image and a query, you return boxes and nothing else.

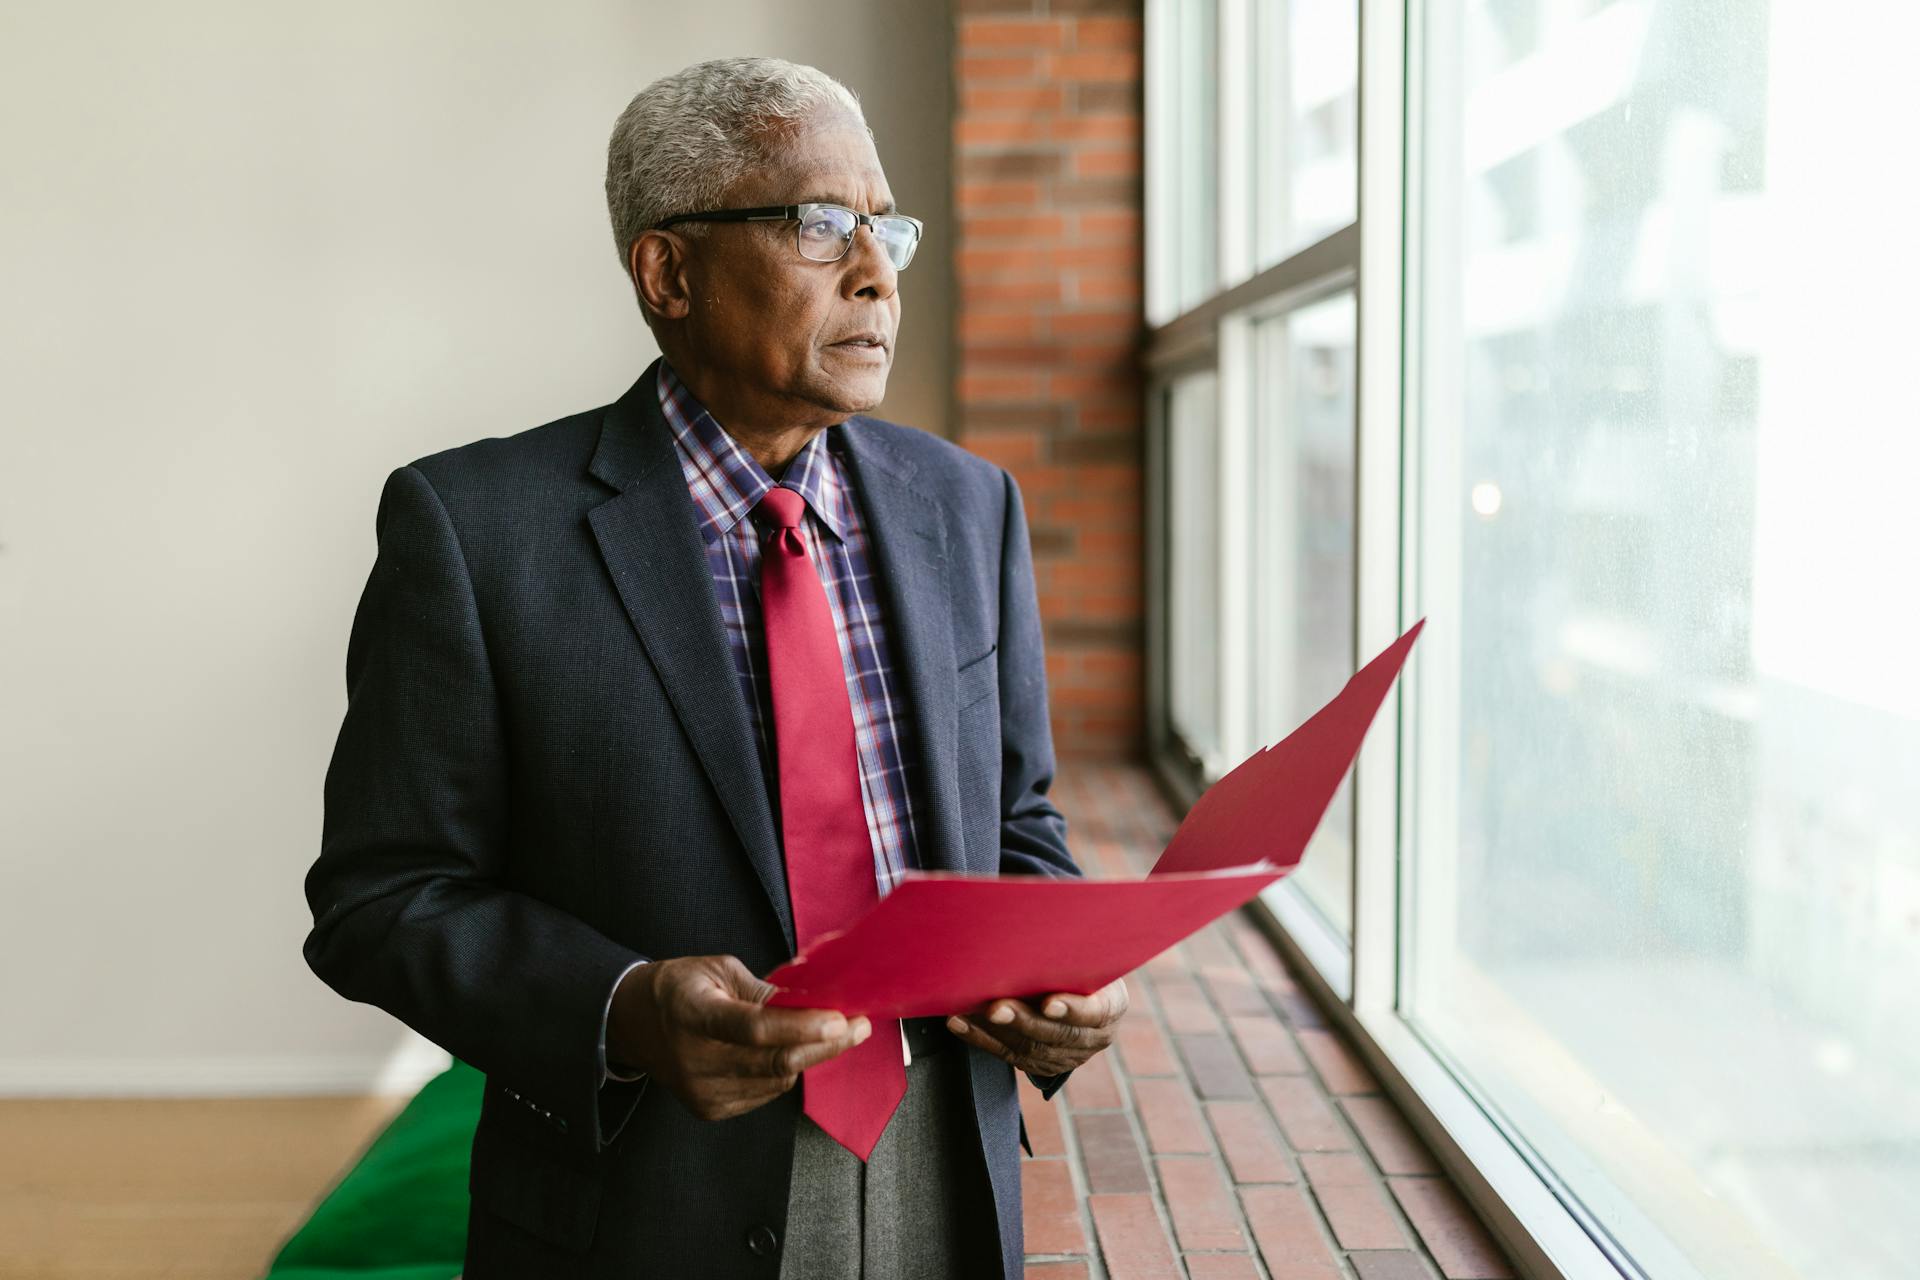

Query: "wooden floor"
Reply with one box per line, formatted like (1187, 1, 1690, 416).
(0, 1092, 408, 1280)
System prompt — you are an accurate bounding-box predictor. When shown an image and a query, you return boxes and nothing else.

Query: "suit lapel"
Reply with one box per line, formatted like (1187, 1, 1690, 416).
(586, 360, 794, 952)
(836, 420, 972, 876)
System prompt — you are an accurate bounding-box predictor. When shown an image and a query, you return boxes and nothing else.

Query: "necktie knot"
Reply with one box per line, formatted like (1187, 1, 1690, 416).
(754, 485, 807, 531)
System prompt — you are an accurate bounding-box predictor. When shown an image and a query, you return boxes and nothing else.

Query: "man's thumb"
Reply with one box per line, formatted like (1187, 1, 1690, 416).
(718, 953, 779, 1004)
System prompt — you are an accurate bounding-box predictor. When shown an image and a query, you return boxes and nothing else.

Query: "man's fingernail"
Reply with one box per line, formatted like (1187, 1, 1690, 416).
(852, 1018, 871, 1043)
(1045, 1000, 1067, 1018)
(991, 1006, 1015, 1024)
(947, 1016, 967, 1033)
(823, 1015, 848, 1038)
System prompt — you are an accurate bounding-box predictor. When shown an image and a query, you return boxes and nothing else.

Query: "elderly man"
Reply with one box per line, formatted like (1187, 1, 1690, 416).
(303, 56, 1129, 1278)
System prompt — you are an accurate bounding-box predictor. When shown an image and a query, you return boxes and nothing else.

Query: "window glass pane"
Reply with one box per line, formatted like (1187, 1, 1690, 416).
(1253, 290, 1357, 935)
(1152, 0, 1218, 320)
(1252, 0, 1357, 272)
(1409, 3, 1920, 1277)
(1167, 371, 1222, 769)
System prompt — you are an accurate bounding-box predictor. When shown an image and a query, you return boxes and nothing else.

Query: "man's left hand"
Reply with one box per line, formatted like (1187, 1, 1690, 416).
(944, 977, 1129, 1078)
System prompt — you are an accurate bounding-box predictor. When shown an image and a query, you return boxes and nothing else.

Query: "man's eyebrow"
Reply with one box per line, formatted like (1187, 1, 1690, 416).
(802, 195, 899, 215)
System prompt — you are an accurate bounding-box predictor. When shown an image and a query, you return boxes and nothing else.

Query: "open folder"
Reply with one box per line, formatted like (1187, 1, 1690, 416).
(764, 619, 1425, 1020)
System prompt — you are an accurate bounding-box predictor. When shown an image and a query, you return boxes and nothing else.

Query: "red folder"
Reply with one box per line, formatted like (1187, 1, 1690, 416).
(763, 864, 1284, 1021)
(1149, 617, 1425, 876)
(764, 620, 1424, 1018)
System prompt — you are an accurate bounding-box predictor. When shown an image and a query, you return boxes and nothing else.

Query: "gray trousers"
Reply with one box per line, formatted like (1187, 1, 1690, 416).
(777, 1046, 1004, 1279)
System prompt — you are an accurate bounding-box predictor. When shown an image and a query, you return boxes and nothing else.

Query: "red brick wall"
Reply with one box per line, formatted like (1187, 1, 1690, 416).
(951, 0, 1145, 760)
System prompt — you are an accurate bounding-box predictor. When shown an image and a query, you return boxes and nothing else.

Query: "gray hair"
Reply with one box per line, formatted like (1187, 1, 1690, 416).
(605, 57, 871, 276)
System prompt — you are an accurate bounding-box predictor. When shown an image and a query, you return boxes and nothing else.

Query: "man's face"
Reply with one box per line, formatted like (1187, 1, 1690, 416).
(656, 115, 902, 423)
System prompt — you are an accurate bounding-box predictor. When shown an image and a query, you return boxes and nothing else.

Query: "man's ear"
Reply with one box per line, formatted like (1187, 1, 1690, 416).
(631, 232, 691, 325)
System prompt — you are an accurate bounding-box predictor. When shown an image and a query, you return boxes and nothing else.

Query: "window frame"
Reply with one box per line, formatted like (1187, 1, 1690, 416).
(1143, 1, 1636, 1276)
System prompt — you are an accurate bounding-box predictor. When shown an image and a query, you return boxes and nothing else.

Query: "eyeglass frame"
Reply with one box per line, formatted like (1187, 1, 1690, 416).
(650, 203, 924, 270)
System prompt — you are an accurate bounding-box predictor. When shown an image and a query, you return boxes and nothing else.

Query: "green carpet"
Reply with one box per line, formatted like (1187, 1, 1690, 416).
(263, 1060, 481, 1280)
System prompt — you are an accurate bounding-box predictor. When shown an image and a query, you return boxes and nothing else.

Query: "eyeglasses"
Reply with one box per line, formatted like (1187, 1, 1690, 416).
(652, 202, 924, 271)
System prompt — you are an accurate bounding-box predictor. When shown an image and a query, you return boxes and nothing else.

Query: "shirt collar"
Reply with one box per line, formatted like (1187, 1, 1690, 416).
(655, 358, 848, 546)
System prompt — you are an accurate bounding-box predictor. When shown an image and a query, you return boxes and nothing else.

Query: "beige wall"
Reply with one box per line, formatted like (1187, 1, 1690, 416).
(0, 1, 952, 1093)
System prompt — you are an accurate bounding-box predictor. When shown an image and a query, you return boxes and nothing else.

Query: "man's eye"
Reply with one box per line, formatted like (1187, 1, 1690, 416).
(802, 214, 851, 239)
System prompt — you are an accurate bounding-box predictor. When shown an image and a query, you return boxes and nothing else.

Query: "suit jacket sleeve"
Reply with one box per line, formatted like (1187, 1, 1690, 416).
(993, 467, 1084, 1103)
(303, 464, 650, 1156)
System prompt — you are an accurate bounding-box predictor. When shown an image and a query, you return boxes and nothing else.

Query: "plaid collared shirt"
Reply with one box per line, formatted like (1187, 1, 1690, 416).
(656, 358, 924, 897)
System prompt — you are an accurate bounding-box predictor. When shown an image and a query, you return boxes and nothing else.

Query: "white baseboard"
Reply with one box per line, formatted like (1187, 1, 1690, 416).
(0, 1043, 454, 1097)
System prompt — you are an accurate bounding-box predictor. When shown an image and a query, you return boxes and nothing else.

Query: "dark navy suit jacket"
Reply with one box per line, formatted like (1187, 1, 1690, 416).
(303, 356, 1083, 1277)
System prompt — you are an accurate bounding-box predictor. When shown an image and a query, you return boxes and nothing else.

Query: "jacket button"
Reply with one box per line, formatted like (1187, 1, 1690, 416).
(745, 1224, 778, 1257)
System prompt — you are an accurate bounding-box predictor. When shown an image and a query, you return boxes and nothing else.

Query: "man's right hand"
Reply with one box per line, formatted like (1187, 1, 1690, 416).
(606, 954, 871, 1121)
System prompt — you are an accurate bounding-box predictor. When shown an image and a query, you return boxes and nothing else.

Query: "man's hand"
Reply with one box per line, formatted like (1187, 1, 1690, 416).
(607, 955, 870, 1121)
(943, 977, 1129, 1078)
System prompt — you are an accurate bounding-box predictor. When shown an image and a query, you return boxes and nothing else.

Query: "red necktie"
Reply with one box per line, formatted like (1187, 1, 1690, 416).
(754, 484, 906, 1161)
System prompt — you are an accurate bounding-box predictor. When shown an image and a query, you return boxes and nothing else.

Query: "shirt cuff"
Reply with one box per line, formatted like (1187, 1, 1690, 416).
(599, 958, 651, 1085)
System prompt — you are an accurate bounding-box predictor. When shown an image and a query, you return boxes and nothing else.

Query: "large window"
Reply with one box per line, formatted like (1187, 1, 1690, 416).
(1405, 1, 1920, 1275)
(1147, 0, 1920, 1277)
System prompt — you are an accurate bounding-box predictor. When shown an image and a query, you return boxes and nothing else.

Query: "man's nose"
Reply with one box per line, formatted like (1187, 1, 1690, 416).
(842, 225, 898, 298)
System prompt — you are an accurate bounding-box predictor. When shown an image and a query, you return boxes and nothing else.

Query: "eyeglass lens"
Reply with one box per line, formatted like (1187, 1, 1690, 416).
(797, 206, 918, 270)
